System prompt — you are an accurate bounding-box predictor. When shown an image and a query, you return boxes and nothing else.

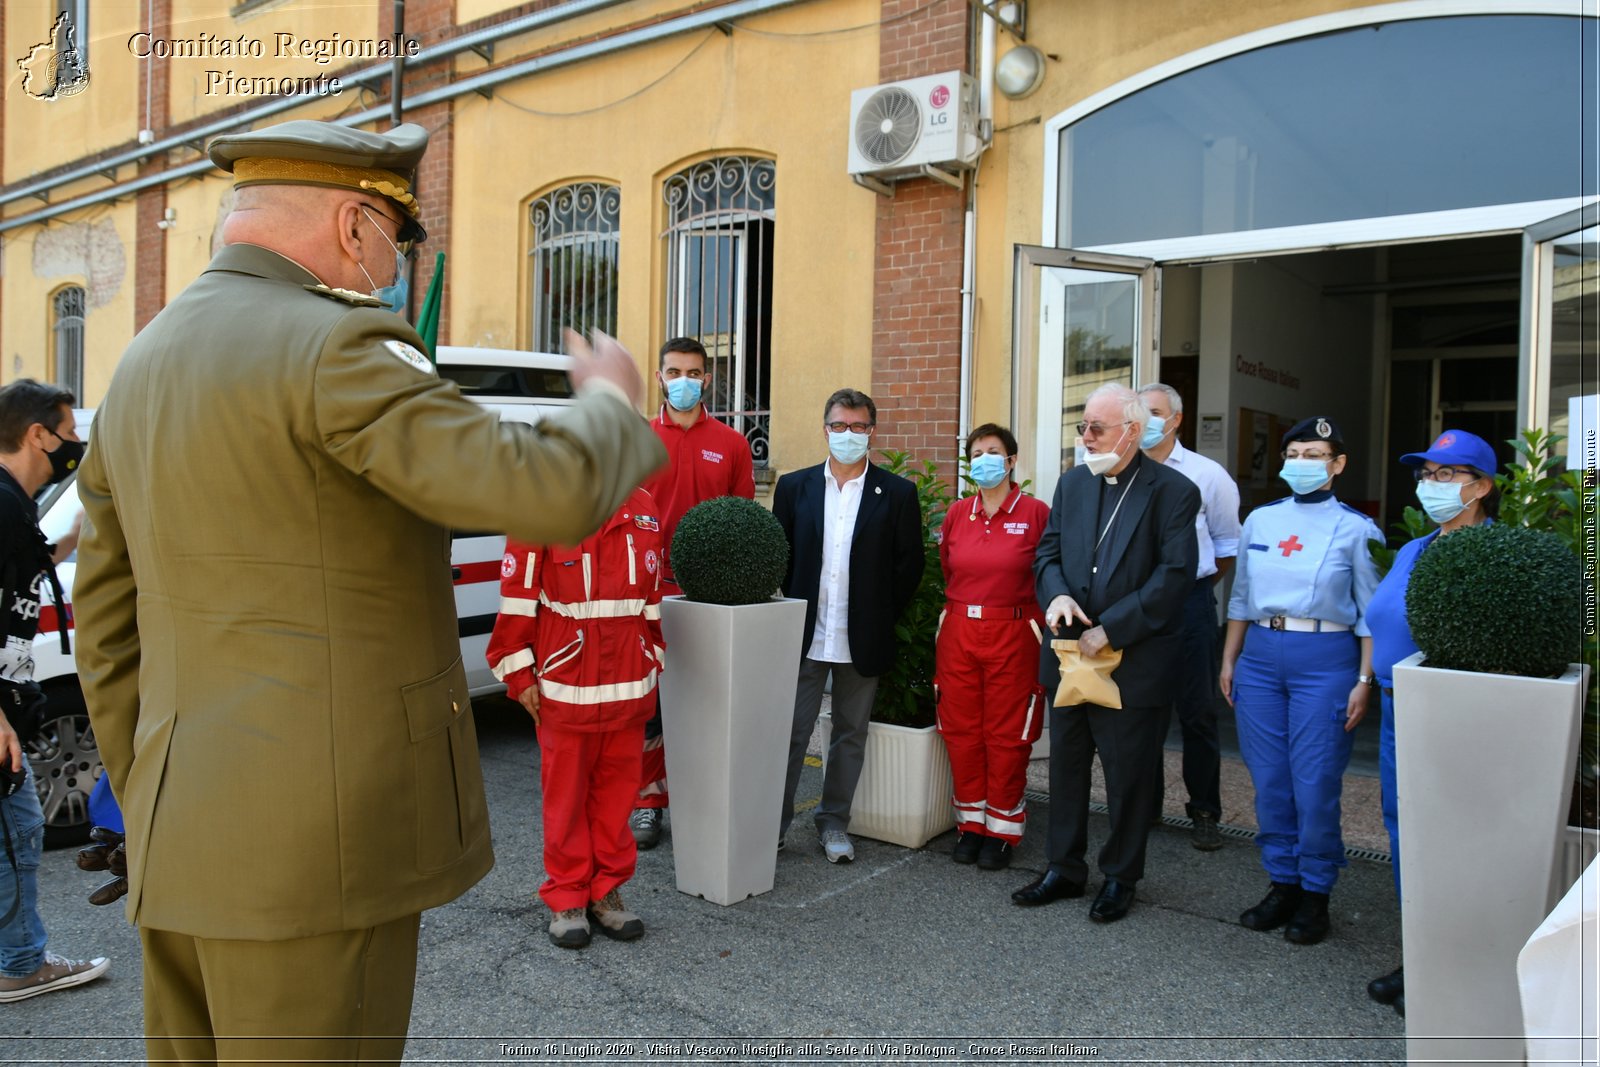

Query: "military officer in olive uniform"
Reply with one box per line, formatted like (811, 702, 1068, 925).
(73, 120, 666, 1065)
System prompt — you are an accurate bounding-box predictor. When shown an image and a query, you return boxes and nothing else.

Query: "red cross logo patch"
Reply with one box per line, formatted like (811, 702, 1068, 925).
(1278, 535, 1304, 557)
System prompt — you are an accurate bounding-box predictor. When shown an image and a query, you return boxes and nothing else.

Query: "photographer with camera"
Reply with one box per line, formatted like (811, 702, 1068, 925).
(0, 379, 108, 1003)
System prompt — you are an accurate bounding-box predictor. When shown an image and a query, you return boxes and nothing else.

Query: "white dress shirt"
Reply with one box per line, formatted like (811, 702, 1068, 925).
(809, 464, 867, 663)
(1161, 439, 1241, 579)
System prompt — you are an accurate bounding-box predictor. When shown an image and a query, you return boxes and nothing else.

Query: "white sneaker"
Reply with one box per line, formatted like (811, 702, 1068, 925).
(820, 829, 855, 864)
(0, 953, 110, 1002)
(629, 808, 663, 849)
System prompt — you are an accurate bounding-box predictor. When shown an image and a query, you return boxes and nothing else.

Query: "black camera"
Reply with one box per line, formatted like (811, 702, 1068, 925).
(0, 758, 23, 800)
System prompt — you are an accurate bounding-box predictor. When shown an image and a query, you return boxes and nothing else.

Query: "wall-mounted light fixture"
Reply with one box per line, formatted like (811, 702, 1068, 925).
(155, 207, 177, 230)
(995, 44, 1046, 99)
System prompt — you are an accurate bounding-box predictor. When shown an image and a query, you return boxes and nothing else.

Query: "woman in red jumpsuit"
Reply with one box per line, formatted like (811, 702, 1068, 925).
(935, 424, 1051, 870)
(487, 487, 664, 948)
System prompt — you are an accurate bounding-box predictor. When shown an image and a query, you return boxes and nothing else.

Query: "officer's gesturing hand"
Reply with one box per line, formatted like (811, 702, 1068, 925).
(565, 328, 645, 410)
(1045, 594, 1091, 635)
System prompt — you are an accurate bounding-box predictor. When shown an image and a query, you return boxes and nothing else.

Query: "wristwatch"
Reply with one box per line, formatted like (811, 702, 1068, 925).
(1357, 673, 1377, 687)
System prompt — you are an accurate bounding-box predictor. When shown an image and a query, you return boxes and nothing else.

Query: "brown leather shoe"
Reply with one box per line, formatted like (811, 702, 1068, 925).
(547, 908, 590, 949)
(588, 889, 644, 941)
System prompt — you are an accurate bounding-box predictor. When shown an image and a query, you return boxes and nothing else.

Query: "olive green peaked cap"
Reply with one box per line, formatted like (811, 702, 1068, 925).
(208, 120, 429, 243)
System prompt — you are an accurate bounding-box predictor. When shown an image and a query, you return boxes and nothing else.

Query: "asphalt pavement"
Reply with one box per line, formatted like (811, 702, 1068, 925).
(8, 699, 1406, 1065)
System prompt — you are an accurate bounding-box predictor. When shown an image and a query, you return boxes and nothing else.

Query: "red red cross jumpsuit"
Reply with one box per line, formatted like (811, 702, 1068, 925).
(487, 488, 665, 912)
(934, 487, 1051, 844)
(635, 407, 755, 810)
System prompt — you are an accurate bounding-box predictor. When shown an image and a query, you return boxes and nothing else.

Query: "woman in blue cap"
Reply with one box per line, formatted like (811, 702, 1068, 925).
(1220, 416, 1382, 945)
(1360, 428, 1499, 1016)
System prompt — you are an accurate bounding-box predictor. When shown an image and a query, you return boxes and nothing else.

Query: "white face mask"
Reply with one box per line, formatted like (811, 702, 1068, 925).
(1082, 425, 1132, 478)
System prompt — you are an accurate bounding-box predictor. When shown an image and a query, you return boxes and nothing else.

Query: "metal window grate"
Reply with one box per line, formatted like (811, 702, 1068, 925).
(528, 182, 620, 353)
(662, 157, 775, 467)
(51, 286, 84, 399)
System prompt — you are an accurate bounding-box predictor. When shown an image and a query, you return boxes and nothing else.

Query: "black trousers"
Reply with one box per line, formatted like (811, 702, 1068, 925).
(1171, 578, 1223, 818)
(1045, 701, 1169, 885)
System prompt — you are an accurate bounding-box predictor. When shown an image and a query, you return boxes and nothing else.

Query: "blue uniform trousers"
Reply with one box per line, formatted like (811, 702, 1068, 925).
(1378, 687, 1401, 903)
(1232, 627, 1357, 894)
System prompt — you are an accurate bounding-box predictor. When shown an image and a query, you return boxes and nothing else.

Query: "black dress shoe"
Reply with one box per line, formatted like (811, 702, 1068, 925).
(1283, 890, 1330, 944)
(1393, 992, 1405, 1018)
(952, 831, 982, 865)
(1240, 881, 1302, 931)
(1367, 965, 1404, 1005)
(1089, 879, 1136, 923)
(977, 838, 1013, 870)
(1010, 870, 1085, 906)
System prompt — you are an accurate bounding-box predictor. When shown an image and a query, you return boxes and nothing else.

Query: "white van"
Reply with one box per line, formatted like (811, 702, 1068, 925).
(27, 346, 572, 846)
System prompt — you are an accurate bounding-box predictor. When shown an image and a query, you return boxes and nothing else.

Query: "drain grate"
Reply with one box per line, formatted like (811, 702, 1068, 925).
(1022, 789, 1392, 864)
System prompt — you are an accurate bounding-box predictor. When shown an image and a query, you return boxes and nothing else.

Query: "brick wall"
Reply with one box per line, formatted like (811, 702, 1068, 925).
(870, 0, 969, 476)
(133, 0, 172, 333)
(382, 0, 456, 344)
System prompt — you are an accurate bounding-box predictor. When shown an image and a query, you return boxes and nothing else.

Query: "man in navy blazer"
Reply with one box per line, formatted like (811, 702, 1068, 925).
(774, 388, 924, 863)
(1014, 383, 1199, 922)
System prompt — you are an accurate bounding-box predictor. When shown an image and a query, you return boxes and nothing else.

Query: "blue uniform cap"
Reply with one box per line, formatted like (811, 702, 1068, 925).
(1280, 416, 1343, 450)
(1398, 429, 1497, 475)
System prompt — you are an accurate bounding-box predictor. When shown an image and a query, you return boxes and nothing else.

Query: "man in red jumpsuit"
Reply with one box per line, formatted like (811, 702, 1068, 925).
(487, 488, 664, 948)
(630, 338, 756, 849)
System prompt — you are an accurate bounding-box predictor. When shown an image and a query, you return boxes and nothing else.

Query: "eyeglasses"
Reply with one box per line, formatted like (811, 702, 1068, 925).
(825, 421, 874, 434)
(1414, 465, 1479, 483)
(1282, 450, 1335, 461)
(361, 206, 416, 257)
(1075, 420, 1131, 438)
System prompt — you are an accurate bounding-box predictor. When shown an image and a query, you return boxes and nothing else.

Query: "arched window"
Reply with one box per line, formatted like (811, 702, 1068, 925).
(528, 181, 620, 353)
(50, 286, 85, 398)
(1058, 14, 1597, 247)
(662, 156, 776, 467)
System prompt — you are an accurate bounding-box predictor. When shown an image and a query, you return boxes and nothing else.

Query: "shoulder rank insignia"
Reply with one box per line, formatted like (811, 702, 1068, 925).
(383, 340, 435, 375)
(304, 284, 385, 308)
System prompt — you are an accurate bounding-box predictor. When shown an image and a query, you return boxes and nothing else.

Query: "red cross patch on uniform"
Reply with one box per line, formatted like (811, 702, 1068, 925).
(635, 515, 659, 531)
(500, 552, 517, 578)
(645, 549, 659, 574)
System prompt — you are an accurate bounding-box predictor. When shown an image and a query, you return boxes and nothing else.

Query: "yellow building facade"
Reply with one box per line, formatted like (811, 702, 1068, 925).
(1, 0, 1592, 516)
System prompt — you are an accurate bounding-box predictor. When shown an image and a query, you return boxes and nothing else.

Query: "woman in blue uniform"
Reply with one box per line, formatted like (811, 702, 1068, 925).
(1361, 429, 1499, 1015)
(1220, 416, 1381, 945)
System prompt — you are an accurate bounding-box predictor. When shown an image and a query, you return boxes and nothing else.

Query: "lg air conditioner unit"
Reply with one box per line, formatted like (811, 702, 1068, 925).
(847, 71, 982, 195)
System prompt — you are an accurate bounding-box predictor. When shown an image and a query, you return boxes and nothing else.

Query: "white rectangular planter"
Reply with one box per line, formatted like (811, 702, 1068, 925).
(818, 713, 955, 849)
(657, 596, 805, 906)
(1392, 652, 1587, 1066)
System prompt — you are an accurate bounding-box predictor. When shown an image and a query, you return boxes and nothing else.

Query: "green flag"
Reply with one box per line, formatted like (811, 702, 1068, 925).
(415, 251, 445, 361)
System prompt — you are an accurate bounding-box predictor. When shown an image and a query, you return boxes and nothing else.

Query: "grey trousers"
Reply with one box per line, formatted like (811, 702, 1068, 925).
(779, 657, 880, 837)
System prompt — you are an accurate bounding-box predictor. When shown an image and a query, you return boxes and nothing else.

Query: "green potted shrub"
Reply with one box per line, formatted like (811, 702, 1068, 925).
(1391, 517, 1586, 1061)
(817, 451, 957, 849)
(657, 495, 804, 906)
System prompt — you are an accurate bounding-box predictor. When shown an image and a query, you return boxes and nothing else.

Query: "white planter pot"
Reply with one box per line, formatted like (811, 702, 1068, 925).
(1560, 823, 1600, 896)
(1392, 652, 1587, 1065)
(658, 596, 805, 906)
(818, 713, 955, 849)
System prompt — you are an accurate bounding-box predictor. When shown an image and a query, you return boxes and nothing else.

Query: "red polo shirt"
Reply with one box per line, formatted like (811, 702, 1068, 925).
(938, 487, 1050, 609)
(645, 405, 756, 580)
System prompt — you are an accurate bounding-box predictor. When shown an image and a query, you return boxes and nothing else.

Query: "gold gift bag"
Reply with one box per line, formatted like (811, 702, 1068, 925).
(1051, 639, 1123, 709)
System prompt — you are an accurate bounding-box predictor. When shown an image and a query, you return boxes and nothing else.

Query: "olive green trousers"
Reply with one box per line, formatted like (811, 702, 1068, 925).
(140, 912, 421, 1066)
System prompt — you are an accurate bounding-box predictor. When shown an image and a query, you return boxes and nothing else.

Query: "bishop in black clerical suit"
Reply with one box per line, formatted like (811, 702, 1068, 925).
(1015, 384, 1200, 923)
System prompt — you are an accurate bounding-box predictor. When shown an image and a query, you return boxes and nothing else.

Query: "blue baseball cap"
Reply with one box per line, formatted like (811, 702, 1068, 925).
(1399, 429, 1497, 475)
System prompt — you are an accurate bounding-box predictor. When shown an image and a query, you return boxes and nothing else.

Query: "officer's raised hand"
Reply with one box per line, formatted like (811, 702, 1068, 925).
(565, 328, 645, 410)
(1045, 594, 1091, 636)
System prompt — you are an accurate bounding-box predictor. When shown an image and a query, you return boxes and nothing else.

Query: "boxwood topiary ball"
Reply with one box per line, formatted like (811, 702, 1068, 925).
(671, 496, 789, 606)
(1405, 522, 1580, 678)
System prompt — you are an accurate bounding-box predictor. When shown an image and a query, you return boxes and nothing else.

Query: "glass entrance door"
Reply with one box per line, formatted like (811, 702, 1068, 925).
(1012, 245, 1158, 501)
(1524, 204, 1599, 467)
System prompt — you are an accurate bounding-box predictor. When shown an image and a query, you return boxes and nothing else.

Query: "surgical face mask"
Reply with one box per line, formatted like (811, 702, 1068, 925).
(1280, 458, 1332, 495)
(664, 377, 702, 412)
(1082, 425, 1132, 478)
(357, 209, 410, 316)
(43, 429, 83, 485)
(1416, 479, 1469, 523)
(828, 430, 871, 465)
(1139, 416, 1168, 450)
(969, 453, 1009, 490)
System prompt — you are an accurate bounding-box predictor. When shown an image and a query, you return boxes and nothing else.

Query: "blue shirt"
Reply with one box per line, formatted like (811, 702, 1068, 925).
(1367, 519, 1493, 686)
(1227, 492, 1383, 637)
